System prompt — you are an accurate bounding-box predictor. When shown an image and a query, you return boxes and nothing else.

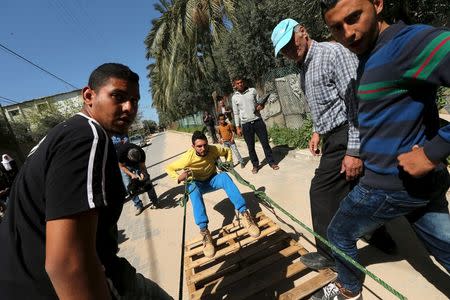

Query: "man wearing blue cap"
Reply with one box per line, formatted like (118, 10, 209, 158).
(271, 19, 395, 267)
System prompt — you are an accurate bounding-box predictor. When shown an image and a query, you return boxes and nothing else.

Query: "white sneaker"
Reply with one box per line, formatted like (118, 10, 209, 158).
(310, 282, 361, 300)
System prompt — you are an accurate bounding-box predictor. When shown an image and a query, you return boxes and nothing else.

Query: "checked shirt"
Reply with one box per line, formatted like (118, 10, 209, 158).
(299, 40, 360, 156)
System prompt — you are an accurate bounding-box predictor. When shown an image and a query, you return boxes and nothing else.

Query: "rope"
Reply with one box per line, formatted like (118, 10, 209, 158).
(216, 161, 407, 300)
(178, 170, 193, 300)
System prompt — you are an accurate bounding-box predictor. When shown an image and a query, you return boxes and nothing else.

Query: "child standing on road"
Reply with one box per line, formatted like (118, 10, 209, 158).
(217, 113, 244, 168)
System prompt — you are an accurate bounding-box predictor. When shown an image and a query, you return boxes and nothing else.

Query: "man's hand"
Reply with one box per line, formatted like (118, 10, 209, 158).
(236, 126, 242, 137)
(130, 173, 139, 180)
(0, 187, 9, 197)
(398, 145, 437, 177)
(219, 138, 223, 144)
(177, 169, 192, 183)
(255, 104, 265, 111)
(340, 155, 363, 181)
(308, 132, 321, 156)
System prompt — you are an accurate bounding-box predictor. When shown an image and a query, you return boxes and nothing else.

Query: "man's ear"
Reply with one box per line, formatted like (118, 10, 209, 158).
(373, 0, 384, 15)
(82, 86, 95, 107)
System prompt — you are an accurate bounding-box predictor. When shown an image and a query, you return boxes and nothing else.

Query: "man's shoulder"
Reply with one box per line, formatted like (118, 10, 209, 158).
(317, 41, 356, 60)
(247, 87, 257, 94)
(43, 114, 106, 147)
(59, 113, 107, 139)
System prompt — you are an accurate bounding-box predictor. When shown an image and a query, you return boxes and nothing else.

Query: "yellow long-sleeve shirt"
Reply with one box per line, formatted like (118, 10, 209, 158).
(165, 145, 232, 182)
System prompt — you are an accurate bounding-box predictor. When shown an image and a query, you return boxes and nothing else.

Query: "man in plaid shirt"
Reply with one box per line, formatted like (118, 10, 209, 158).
(271, 19, 395, 267)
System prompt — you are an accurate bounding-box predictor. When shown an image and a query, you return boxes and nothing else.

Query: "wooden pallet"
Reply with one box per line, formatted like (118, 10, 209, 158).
(184, 212, 336, 300)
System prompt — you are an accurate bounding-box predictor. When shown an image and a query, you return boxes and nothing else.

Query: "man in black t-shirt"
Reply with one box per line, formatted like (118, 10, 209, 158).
(117, 142, 158, 215)
(0, 63, 172, 299)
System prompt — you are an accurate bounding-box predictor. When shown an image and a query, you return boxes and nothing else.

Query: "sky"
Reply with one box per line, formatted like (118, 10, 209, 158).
(0, 0, 161, 122)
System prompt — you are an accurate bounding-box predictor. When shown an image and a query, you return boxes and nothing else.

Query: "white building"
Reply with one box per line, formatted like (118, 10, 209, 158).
(3, 89, 82, 123)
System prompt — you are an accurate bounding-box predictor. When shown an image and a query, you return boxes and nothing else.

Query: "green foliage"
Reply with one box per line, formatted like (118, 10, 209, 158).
(142, 119, 158, 134)
(146, 0, 450, 121)
(175, 125, 204, 134)
(268, 117, 313, 149)
(437, 87, 449, 111)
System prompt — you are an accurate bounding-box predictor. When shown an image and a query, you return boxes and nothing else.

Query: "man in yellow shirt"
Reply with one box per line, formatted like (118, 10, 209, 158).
(166, 131, 260, 257)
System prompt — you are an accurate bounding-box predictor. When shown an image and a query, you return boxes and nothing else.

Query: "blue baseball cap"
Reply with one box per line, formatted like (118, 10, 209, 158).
(271, 18, 299, 56)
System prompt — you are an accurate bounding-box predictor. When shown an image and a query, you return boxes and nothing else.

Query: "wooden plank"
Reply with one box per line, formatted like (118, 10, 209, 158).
(185, 252, 197, 296)
(185, 212, 268, 247)
(221, 261, 310, 300)
(190, 243, 305, 299)
(186, 224, 280, 270)
(279, 269, 337, 300)
(188, 231, 289, 284)
(185, 217, 273, 257)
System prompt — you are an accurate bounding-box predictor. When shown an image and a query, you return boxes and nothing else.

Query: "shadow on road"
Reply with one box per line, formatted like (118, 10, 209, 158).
(118, 229, 129, 245)
(213, 190, 264, 228)
(157, 185, 184, 209)
(358, 218, 450, 297)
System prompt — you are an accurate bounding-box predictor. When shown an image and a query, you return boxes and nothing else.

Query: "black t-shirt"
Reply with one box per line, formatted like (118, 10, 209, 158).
(0, 113, 127, 299)
(116, 143, 146, 169)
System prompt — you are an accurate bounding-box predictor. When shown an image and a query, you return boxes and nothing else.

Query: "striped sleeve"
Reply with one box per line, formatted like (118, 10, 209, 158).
(402, 27, 450, 161)
(45, 122, 109, 220)
(402, 28, 450, 86)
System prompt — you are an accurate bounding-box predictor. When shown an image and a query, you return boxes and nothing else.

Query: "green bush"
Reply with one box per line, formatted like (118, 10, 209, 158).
(175, 125, 205, 134)
(268, 117, 313, 149)
(437, 87, 449, 111)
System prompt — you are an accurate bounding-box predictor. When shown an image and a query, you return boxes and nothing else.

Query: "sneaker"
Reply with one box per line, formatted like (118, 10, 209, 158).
(200, 228, 216, 258)
(310, 282, 361, 300)
(300, 252, 335, 271)
(270, 164, 279, 170)
(135, 206, 144, 216)
(252, 166, 259, 174)
(240, 210, 260, 238)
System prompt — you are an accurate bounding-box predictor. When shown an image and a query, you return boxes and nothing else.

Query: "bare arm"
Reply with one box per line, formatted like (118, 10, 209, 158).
(119, 162, 138, 179)
(45, 210, 111, 300)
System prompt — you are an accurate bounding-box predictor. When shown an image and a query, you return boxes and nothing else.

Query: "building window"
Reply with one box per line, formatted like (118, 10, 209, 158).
(37, 103, 49, 112)
(8, 109, 20, 118)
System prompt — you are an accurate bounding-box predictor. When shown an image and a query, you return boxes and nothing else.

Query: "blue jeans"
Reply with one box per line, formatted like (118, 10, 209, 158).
(188, 172, 247, 230)
(121, 167, 158, 208)
(328, 179, 450, 294)
(223, 141, 243, 164)
(121, 169, 143, 209)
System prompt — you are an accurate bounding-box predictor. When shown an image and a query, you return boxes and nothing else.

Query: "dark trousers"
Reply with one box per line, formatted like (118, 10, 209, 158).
(242, 118, 275, 167)
(310, 124, 357, 257)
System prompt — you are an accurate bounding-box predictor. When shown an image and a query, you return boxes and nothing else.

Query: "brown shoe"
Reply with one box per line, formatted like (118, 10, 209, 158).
(200, 229, 216, 258)
(270, 164, 279, 170)
(251, 166, 259, 174)
(241, 210, 260, 238)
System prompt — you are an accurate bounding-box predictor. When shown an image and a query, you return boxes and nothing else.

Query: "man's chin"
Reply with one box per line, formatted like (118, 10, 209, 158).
(108, 125, 130, 135)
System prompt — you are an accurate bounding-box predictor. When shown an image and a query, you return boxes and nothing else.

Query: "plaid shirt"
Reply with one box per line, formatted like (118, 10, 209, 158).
(299, 41, 360, 156)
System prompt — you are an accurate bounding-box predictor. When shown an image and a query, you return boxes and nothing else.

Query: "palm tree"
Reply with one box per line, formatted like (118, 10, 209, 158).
(145, 0, 237, 120)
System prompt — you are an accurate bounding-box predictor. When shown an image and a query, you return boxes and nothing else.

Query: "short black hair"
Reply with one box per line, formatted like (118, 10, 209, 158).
(127, 147, 142, 162)
(88, 63, 139, 92)
(319, 0, 341, 17)
(192, 131, 207, 144)
(320, 0, 374, 17)
(217, 113, 225, 120)
(232, 75, 245, 82)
